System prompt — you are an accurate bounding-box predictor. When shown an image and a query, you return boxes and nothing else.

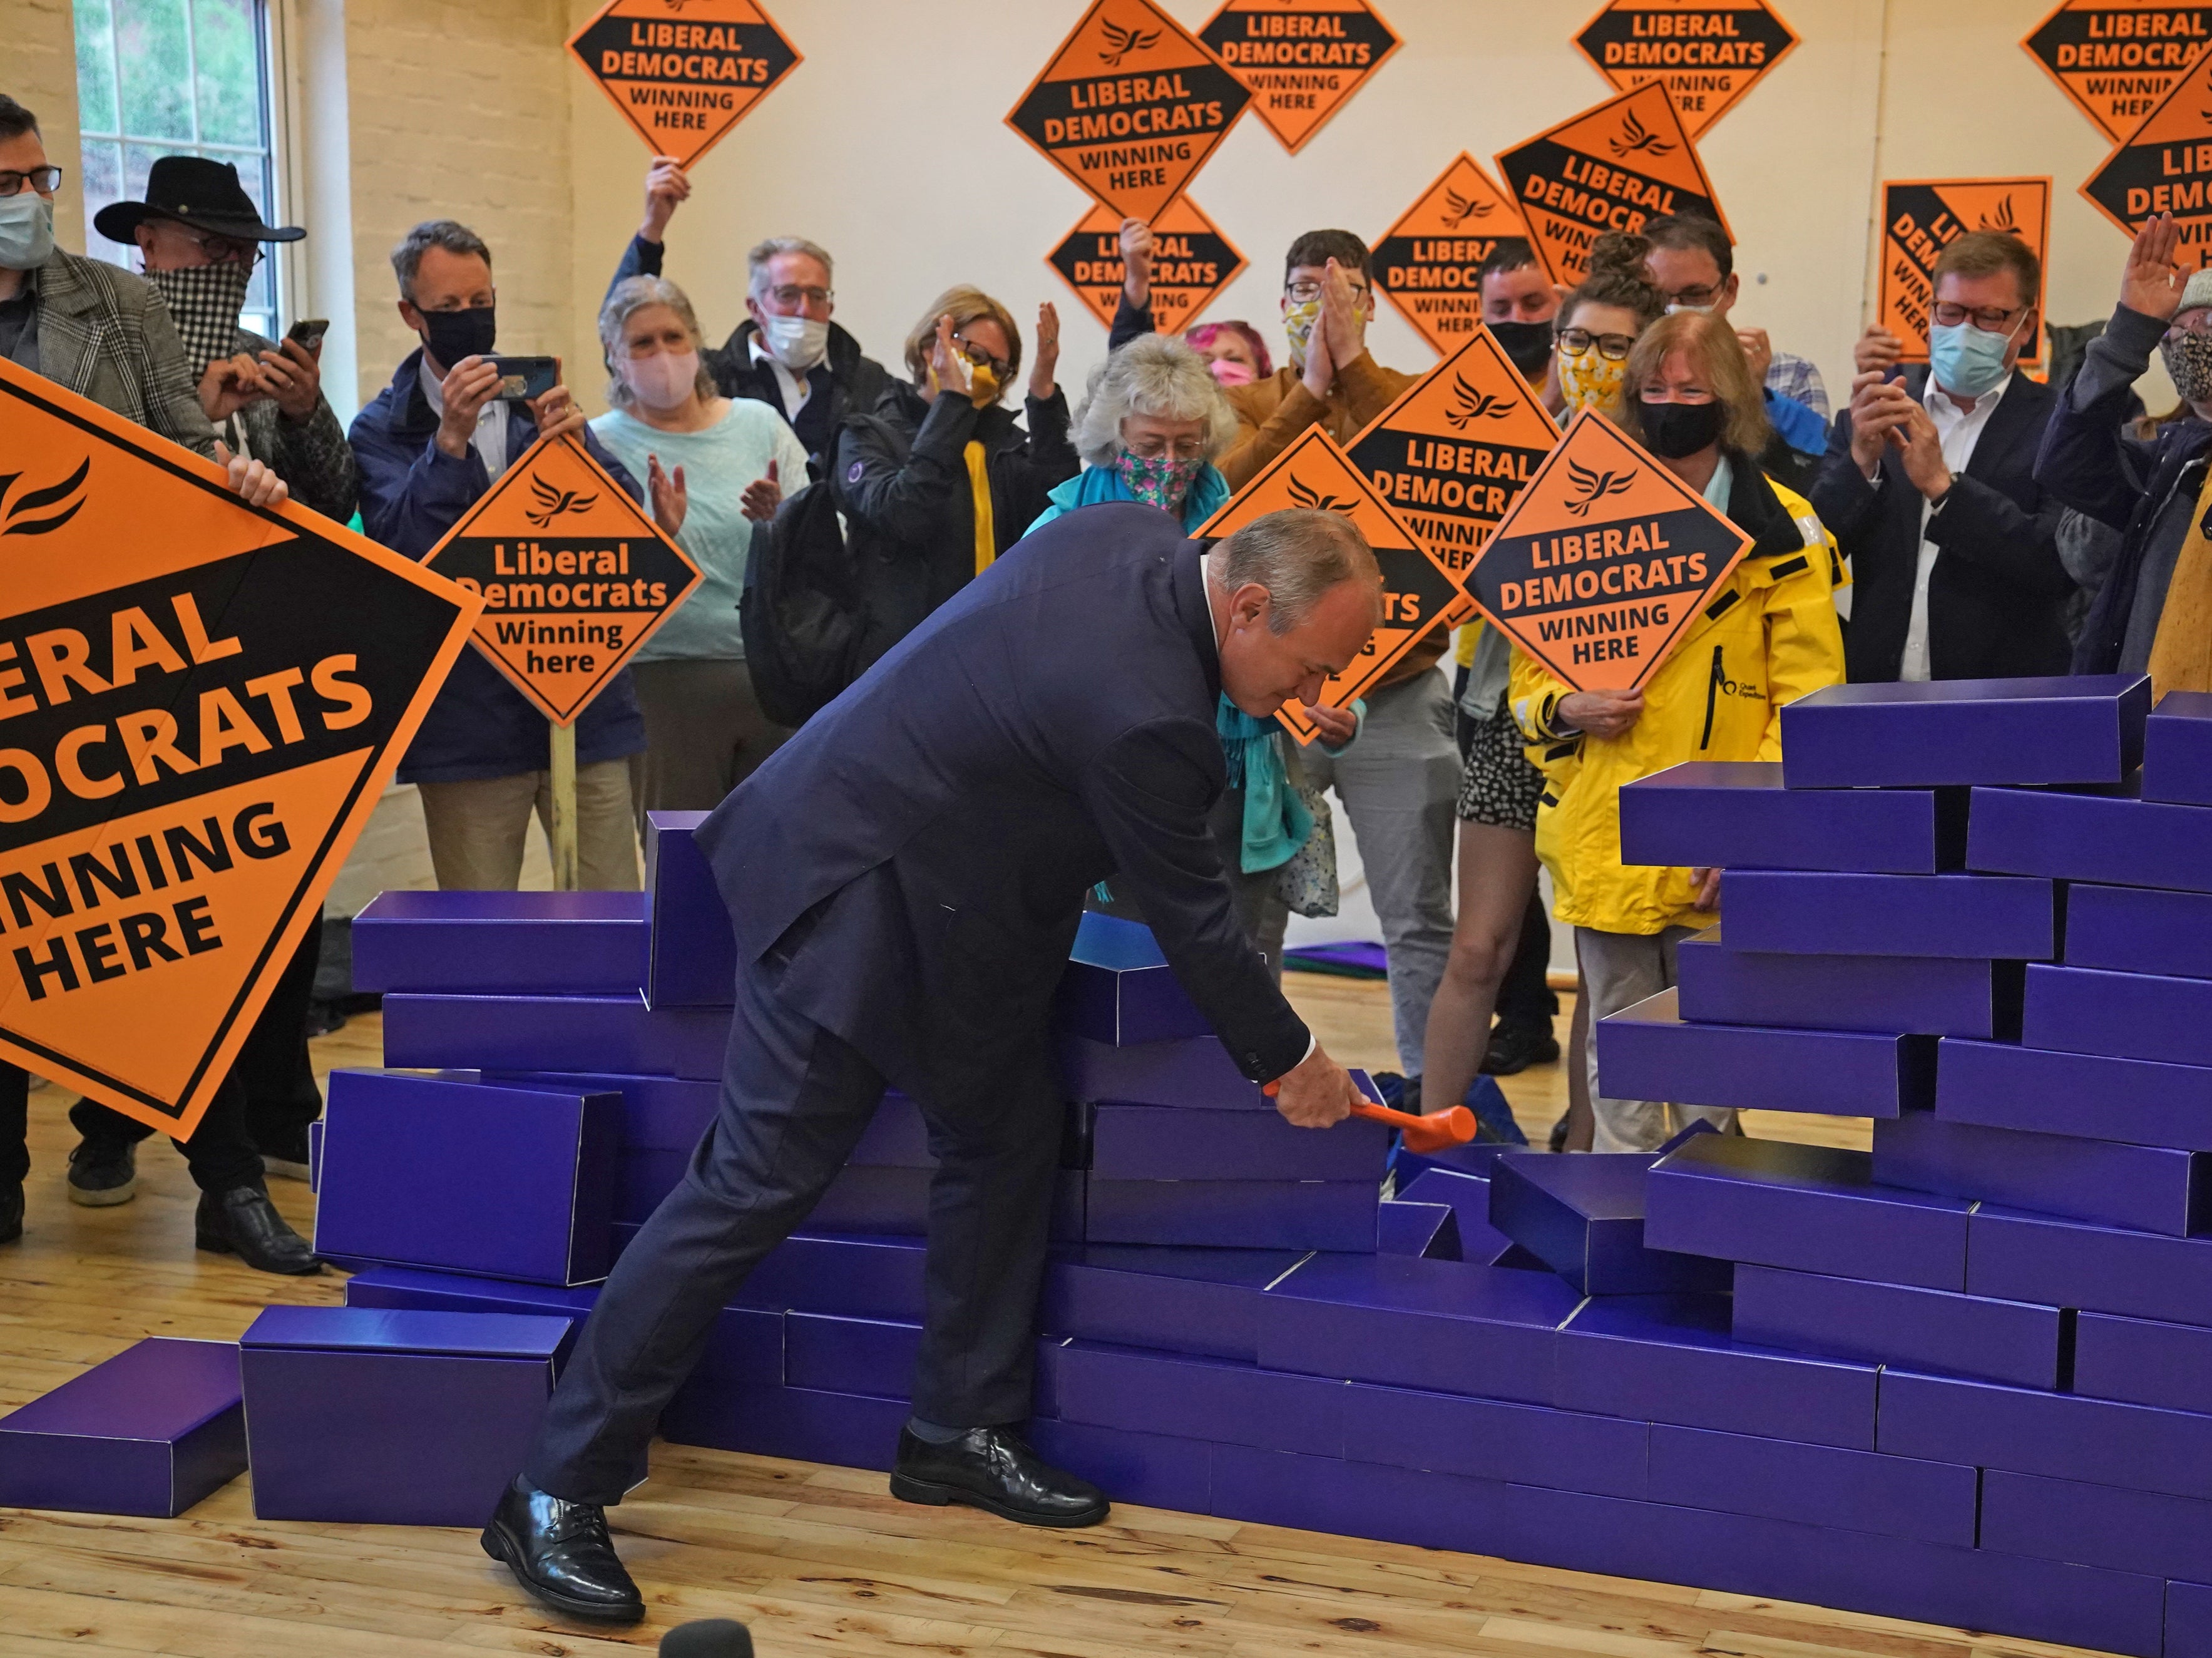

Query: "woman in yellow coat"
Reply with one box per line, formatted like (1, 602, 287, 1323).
(1511, 311, 1846, 1152)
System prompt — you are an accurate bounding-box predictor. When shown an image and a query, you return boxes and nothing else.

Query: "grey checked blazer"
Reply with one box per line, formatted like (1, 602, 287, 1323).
(30, 248, 218, 458)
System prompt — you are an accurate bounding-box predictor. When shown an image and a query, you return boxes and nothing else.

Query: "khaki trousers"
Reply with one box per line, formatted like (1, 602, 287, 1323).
(417, 760, 641, 891)
(1576, 922, 1736, 1153)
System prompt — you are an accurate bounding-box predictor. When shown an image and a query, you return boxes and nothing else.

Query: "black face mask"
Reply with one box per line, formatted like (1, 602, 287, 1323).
(1488, 319, 1555, 379)
(1640, 398, 1725, 459)
(418, 304, 498, 368)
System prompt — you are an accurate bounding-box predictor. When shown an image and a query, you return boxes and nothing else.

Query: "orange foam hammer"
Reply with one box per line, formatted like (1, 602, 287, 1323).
(1261, 1080, 1478, 1154)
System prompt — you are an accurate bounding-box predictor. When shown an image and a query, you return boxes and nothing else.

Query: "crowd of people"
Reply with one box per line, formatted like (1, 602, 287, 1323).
(1, 81, 2204, 1259)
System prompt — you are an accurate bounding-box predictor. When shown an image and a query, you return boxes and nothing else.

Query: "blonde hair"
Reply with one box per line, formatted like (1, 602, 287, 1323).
(598, 275, 715, 411)
(903, 284, 1022, 387)
(1621, 311, 1771, 458)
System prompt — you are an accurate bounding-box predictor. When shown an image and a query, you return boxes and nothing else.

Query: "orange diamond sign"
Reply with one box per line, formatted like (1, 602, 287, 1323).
(2024, 1, 2212, 144)
(1877, 178, 2052, 366)
(1196, 0, 1402, 153)
(1007, 0, 1252, 221)
(1573, 0, 1800, 139)
(1346, 328, 1561, 585)
(567, 0, 802, 169)
(1465, 409, 1749, 693)
(0, 356, 479, 1139)
(423, 434, 702, 727)
(2082, 50, 2212, 263)
(1192, 427, 1454, 743)
(1048, 197, 1247, 335)
(1371, 154, 1530, 358)
(1496, 82, 1729, 287)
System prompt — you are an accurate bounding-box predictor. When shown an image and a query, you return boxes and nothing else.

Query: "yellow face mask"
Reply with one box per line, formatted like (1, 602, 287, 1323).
(1558, 347, 1627, 419)
(1283, 297, 1322, 371)
(926, 358, 1003, 409)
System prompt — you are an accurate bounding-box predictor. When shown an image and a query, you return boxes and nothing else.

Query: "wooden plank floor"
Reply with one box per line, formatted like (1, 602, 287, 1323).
(0, 980, 2019, 1658)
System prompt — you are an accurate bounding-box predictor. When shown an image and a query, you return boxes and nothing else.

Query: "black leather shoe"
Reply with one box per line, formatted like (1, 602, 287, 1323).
(481, 1475, 645, 1624)
(66, 1135, 136, 1206)
(1482, 1021, 1561, 1077)
(890, 1425, 1109, 1528)
(194, 1184, 320, 1275)
(0, 1180, 20, 1244)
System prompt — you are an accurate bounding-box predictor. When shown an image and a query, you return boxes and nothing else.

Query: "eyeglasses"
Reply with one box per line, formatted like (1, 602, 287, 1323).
(1122, 433, 1210, 461)
(1931, 301, 2024, 333)
(1663, 283, 1724, 309)
(766, 284, 832, 309)
(1641, 386, 1716, 404)
(954, 337, 1011, 381)
(1557, 327, 1636, 361)
(174, 228, 262, 267)
(1284, 279, 1370, 304)
(0, 166, 63, 197)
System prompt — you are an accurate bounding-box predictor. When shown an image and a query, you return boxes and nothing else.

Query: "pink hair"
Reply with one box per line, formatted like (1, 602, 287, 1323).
(1185, 320, 1272, 379)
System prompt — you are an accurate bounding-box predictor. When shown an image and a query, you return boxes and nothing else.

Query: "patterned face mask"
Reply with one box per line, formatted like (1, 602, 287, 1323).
(146, 260, 255, 381)
(2165, 328, 2212, 405)
(1558, 346, 1628, 418)
(1282, 297, 1322, 371)
(1117, 449, 1206, 513)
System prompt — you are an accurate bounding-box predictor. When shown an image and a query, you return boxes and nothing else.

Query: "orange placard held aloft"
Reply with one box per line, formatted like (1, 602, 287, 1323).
(0, 357, 480, 1140)
(1007, 0, 1252, 222)
(1370, 155, 1530, 358)
(1192, 428, 1456, 744)
(1346, 327, 1562, 586)
(1495, 82, 1729, 287)
(566, 0, 802, 168)
(1877, 178, 2052, 366)
(1463, 410, 1750, 693)
(1196, 0, 1402, 154)
(2083, 51, 2212, 266)
(422, 434, 702, 727)
(1047, 197, 1246, 335)
(2024, 1, 2212, 145)
(1573, 0, 1800, 138)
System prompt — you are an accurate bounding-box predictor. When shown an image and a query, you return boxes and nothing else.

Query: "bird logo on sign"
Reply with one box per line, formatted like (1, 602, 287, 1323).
(1979, 195, 2019, 235)
(1608, 111, 1674, 159)
(525, 473, 599, 528)
(1441, 188, 1493, 228)
(1444, 376, 1513, 429)
(1098, 16, 1161, 66)
(1563, 460, 1635, 518)
(1288, 474, 1356, 514)
(0, 456, 90, 537)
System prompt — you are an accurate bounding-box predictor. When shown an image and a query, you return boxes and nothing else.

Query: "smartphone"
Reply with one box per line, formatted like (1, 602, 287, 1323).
(489, 355, 560, 402)
(285, 317, 330, 351)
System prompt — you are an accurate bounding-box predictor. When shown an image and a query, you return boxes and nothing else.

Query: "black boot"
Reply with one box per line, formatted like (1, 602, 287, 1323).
(481, 1475, 645, 1624)
(1482, 1021, 1560, 1076)
(0, 1180, 19, 1244)
(66, 1135, 136, 1206)
(890, 1425, 1109, 1528)
(194, 1184, 320, 1274)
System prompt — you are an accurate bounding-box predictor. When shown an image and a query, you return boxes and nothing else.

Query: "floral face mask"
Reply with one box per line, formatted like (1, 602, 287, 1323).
(1558, 346, 1628, 418)
(1117, 449, 1206, 513)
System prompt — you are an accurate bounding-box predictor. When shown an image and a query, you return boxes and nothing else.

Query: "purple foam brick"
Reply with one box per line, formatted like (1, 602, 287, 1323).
(1042, 1245, 1304, 1361)
(1084, 1177, 1376, 1251)
(1488, 1150, 1729, 1295)
(2074, 1310, 2212, 1415)
(1088, 1102, 1388, 1182)
(1619, 761, 1961, 872)
(1732, 1262, 2069, 1390)
(1938, 1035, 2212, 1151)
(1969, 1204, 2212, 1328)
(1968, 779, 2212, 894)
(1778, 673, 2149, 789)
(1646, 1423, 1979, 1546)
(2144, 688, 2212, 807)
(644, 811, 737, 1008)
(1720, 870, 2054, 959)
(2025, 963, 2212, 1069)
(1676, 927, 2014, 1038)
(0, 1338, 246, 1517)
(2065, 881, 2212, 981)
(351, 889, 648, 995)
(381, 991, 730, 1081)
(1873, 1112, 2208, 1236)
(1595, 988, 1933, 1116)
(1053, 912, 1213, 1045)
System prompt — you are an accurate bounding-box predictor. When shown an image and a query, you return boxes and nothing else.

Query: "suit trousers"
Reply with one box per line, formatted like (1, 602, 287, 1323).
(526, 946, 1066, 1505)
(1296, 668, 1459, 1075)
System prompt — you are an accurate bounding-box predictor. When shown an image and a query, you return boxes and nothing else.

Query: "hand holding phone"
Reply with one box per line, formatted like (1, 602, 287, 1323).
(285, 317, 330, 352)
(489, 355, 560, 403)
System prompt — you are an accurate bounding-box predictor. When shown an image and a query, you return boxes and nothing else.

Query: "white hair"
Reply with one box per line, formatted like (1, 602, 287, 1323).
(1073, 334, 1241, 468)
(747, 235, 835, 303)
(1215, 509, 1380, 634)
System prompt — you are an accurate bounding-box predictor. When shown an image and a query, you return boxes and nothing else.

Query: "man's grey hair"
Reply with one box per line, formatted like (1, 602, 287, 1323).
(747, 235, 834, 303)
(598, 275, 716, 411)
(1073, 334, 1240, 467)
(391, 220, 491, 302)
(1215, 508, 1381, 634)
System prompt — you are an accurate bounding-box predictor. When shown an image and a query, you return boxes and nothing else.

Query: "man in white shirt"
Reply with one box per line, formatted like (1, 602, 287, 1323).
(1810, 231, 2071, 682)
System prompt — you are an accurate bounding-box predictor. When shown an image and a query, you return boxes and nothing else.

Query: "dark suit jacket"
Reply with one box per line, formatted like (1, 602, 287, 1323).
(694, 503, 1310, 1101)
(1810, 367, 2072, 682)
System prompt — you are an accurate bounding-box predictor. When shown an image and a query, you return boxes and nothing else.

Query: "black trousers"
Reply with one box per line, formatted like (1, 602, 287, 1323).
(1495, 889, 1559, 1033)
(525, 949, 1066, 1506)
(0, 914, 325, 1194)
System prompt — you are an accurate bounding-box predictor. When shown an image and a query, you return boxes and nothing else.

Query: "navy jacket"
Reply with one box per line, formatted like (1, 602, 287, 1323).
(1811, 367, 2071, 682)
(350, 348, 647, 784)
(695, 504, 1310, 1102)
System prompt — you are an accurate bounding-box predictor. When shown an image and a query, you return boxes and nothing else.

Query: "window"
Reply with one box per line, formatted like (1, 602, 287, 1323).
(74, 0, 284, 339)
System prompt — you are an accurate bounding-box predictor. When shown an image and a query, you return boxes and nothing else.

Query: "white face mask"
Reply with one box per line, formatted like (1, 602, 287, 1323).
(761, 313, 829, 371)
(625, 349, 700, 411)
(1666, 302, 1718, 317)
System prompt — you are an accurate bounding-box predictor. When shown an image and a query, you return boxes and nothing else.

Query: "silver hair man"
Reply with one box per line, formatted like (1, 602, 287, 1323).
(1213, 508, 1380, 634)
(747, 235, 836, 304)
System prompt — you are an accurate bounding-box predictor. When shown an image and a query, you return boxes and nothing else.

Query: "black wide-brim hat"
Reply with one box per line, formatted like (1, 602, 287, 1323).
(93, 155, 304, 245)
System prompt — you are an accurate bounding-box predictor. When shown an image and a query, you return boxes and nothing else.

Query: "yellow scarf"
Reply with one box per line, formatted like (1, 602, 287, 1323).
(2148, 466, 2212, 698)
(965, 439, 995, 576)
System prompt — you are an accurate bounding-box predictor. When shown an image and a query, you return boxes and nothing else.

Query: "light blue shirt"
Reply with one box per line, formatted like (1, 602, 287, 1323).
(588, 399, 809, 661)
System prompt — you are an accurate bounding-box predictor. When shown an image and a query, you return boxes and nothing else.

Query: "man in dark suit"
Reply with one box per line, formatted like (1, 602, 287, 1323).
(484, 503, 1383, 1624)
(1811, 230, 2072, 682)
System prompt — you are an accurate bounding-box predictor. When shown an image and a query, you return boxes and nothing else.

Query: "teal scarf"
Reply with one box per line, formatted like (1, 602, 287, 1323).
(1041, 463, 1311, 874)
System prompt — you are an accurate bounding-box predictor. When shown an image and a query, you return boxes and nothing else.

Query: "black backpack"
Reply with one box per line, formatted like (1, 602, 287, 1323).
(740, 478, 866, 727)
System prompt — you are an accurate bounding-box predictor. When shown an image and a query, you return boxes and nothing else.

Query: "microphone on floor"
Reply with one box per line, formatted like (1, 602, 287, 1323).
(660, 1619, 754, 1657)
